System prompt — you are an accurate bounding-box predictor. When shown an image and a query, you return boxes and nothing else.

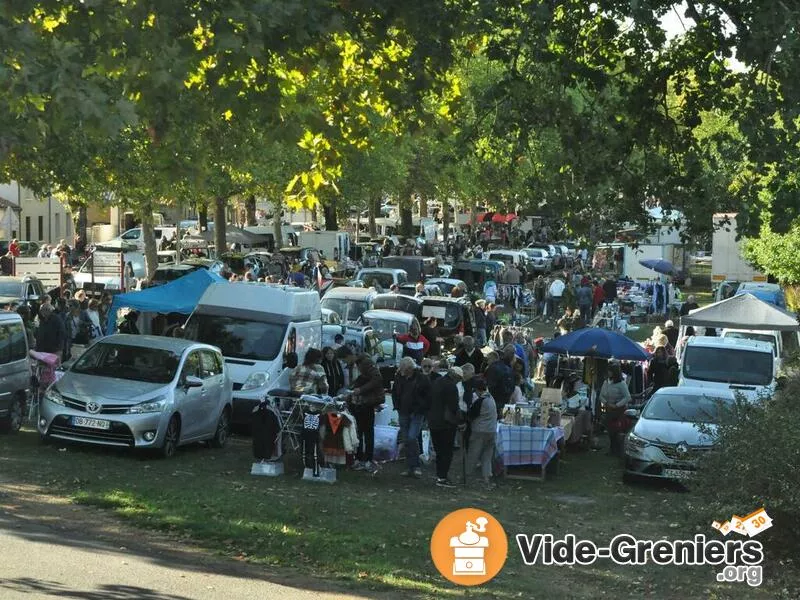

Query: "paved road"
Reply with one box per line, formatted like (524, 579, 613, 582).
(0, 508, 366, 600)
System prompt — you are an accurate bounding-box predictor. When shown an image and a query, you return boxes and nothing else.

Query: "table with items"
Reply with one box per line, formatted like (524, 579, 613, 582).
(495, 402, 566, 480)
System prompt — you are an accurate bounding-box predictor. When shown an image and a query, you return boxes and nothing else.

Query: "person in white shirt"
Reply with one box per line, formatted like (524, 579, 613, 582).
(37, 245, 50, 258)
(548, 277, 565, 320)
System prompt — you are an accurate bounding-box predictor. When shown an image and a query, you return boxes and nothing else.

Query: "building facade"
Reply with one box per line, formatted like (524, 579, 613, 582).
(0, 182, 73, 245)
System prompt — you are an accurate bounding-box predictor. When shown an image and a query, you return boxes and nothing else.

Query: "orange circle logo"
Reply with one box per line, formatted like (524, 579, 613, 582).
(430, 508, 508, 586)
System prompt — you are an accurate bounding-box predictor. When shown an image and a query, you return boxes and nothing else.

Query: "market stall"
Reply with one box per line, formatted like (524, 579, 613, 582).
(105, 268, 226, 334)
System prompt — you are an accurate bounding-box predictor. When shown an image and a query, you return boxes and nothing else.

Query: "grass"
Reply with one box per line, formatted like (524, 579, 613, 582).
(1, 429, 797, 599)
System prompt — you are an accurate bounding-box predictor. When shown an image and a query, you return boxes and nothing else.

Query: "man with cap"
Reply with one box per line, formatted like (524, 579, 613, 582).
(428, 365, 464, 488)
(473, 299, 487, 347)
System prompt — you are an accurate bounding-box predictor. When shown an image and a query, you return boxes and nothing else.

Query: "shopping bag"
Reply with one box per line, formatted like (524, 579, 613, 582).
(373, 425, 400, 463)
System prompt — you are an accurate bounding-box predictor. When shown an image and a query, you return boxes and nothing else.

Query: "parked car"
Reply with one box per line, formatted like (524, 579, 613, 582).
(149, 259, 225, 287)
(528, 243, 563, 270)
(735, 282, 786, 309)
(521, 247, 552, 273)
(624, 386, 735, 481)
(38, 335, 233, 457)
(371, 293, 423, 319)
(353, 267, 408, 291)
(0, 312, 30, 433)
(420, 296, 476, 344)
(319, 287, 378, 324)
(0, 275, 47, 316)
(425, 277, 468, 296)
(397, 283, 443, 297)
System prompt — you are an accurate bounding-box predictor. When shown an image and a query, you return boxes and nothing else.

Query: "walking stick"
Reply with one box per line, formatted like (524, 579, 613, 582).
(461, 428, 467, 486)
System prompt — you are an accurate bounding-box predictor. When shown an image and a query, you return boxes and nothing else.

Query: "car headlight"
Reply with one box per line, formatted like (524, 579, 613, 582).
(241, 371, 270, 391)
(127, 395, 168, 414)
(45, 388, 65, 406)
(626, 432, 648, 453)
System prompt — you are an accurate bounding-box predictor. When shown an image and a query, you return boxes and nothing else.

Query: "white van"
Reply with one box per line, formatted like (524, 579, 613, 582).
(184, 283, 322, 425)
(720, 328, 800, 373)
(114, 226, 178, 251)
(679, 336, 776, 402)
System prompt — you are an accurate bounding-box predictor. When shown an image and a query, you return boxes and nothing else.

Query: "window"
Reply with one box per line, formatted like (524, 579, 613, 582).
(121, 229, 141, 240)
(682, 346, 773, 386)
(181, 351, 202, 379)
(643, 393, 732, 424)
(185, 314, 287, 362)
(25, 217, 31, 241)
(200, 351, 222, 378)
(38, 216, 43, 241)
(71, 343, 180, 384)
(0, 322, 29, 364)
(55, 213, 61, 238)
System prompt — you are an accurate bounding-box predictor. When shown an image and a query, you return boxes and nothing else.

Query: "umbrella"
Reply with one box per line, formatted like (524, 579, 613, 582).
(491, 213, 507, 223)
(504, 213, 518, 223)
(639, 258, 674, 275)
(541, 327, 651, 361)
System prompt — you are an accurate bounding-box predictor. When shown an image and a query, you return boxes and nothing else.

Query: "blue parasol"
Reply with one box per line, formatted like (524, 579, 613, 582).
(540, 327, 651, 361)
(639, 258, 674, 275)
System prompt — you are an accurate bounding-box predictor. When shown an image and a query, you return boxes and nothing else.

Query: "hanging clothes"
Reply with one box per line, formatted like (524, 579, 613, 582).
(302, 412, 322, 470)
(320, 410, 358, 465)
(251, 400, 282, 460)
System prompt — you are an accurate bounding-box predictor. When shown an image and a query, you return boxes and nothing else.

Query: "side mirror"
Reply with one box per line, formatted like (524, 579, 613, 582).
(184, 375, 203, 388)
(624, 408, 640, 419)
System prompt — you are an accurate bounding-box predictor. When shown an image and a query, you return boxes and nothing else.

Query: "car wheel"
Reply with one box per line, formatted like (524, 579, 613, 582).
(210, 408, 230, 449)
(0, 396, 24, 434)
(159, 415, 180, 458)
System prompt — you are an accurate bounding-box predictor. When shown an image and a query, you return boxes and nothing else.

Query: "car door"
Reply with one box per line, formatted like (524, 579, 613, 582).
(0, 321, 27, 416)
(175, 350, 205, 440)
(199, 350, 225, 436)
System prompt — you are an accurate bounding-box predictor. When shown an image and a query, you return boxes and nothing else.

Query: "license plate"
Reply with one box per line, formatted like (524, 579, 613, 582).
(72, 416, 111, 430)
(663, 468, 691, 479)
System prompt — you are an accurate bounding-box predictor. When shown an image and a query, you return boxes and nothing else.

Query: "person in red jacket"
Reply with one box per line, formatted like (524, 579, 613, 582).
(395, 321, 430, 364)
(8, 239, 20, 258)
(592, 279, 605, 317)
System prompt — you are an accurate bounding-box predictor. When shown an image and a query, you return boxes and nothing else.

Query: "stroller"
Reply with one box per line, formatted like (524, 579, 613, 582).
(28, 350, 61, 420)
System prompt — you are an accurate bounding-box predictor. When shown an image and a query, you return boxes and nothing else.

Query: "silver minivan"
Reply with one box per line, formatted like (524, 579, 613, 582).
(0, 312, 30, 433)
(38, 335, 232, 457)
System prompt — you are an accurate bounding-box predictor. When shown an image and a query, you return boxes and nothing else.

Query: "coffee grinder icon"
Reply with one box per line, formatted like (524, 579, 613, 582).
(450, 516, 489, 576)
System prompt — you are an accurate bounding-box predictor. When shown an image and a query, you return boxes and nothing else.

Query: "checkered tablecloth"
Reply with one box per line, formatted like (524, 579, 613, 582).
(496, 425, 564, 467)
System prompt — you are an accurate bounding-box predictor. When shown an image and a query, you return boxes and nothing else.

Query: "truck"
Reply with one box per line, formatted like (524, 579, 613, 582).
(711, 213, 766, 297)
(593, 243, 686, 282)
(297, 230, 351, 262)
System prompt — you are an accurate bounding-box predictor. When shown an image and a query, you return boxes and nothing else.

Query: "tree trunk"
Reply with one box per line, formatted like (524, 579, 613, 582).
(272, 199, 284, 248)
(74, 205, 88, 248)
(140, 208, 158, 282)
(399, 191, 413, 238)
(244, 194, 257, 226)
(214, 196, 227, 257)
(442, 199, 451, 242)
(368, 198, 378, 238)
(323, 200, 337, 231)
(198, 203, 208, 231)
(418, 193, 427, 218)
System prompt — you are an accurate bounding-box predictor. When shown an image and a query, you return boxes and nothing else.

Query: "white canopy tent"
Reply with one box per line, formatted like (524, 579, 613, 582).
(681, 293, 799, 332)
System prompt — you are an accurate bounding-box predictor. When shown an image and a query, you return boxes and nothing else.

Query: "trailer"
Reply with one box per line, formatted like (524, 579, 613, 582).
(711, 213, 766, 287)
(593, 243, 686, 282)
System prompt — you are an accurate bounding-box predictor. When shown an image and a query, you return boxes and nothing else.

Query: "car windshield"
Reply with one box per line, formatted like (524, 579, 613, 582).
(186, 314, 286, 361)
(363, 317, 409, 340)
(0, 281, 20, 297)
(722, 332, 778, 356)
(682, 346, 773, 386)
(430, 281, 455, 294)
(320, 298, 369, 322)
(359, 272, 394, 290)
(423, 303, 462, 329)
(71, 343, 180, 384)
(643, 393, 731, 424)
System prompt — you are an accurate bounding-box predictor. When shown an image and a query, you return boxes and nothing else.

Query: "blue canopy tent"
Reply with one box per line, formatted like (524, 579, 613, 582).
(106, 268, 226, 334)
